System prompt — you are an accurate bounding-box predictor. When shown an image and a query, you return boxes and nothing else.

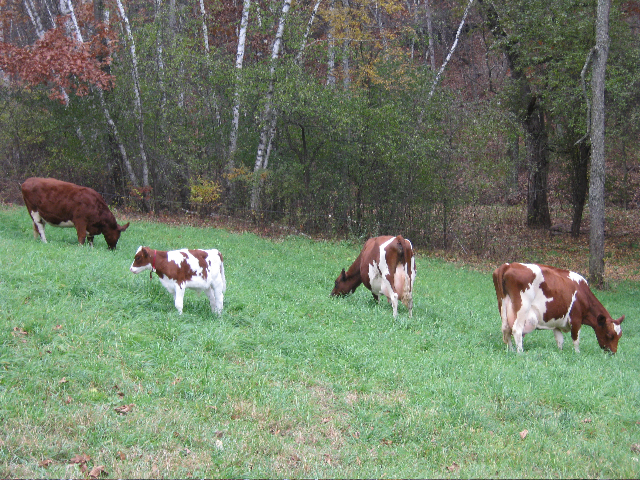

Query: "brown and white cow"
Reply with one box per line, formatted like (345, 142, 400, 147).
(130, 246, 226, 315)
(493, 262, 624, 353)
(21, 177, 129, 250)
(331, 235, 416, 318)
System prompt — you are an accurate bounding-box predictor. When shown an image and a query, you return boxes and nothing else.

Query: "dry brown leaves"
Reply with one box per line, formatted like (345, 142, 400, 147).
(114, 403, 134, 415)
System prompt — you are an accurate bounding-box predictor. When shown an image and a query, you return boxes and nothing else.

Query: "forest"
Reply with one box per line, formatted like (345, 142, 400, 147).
(1, 0, 639, 274)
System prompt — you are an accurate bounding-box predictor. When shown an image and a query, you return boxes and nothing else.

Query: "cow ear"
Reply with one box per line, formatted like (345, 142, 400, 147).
(597, 314, 607, 326)
(614, 315, 625, 325)
(341, 268, 347, 281)
(119, 222, 130, 232)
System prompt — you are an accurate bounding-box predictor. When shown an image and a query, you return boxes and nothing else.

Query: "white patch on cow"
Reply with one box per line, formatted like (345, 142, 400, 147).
(53, 220, 75, 228)
(614, 323, 622, 335)
(511, 264, 553, 352)
(568, 271, 585, 284)
(368, 237, 399, 317)
(29, 210, 48, 242)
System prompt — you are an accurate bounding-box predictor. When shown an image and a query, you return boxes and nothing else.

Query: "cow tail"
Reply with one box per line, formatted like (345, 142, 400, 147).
(395, 235, 405, 263)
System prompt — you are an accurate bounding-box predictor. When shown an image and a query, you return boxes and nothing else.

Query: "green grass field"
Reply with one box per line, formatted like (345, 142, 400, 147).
(1, 205, 639, 478)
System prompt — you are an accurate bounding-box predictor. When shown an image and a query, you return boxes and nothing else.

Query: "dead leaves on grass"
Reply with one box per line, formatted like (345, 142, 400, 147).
(66, 453, 108, 478)
(114, 403, 134, 415)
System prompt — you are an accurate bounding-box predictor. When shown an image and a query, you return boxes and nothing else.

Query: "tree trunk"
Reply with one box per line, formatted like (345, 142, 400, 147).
(524, 97, 551, 228)
(228, 0, 251, 171)
(296, 0, 322, 65)
(570, 142, 590, 237)
(589, 0, 610, 287)
(116, 0, 150, 196)
(425, 0, 435, 69)
(327, 0, 336, 86)
(250, 0, 291, 212)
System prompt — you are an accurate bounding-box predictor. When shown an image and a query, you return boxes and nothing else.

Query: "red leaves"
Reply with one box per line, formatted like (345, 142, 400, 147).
(0, 11, 117, 102)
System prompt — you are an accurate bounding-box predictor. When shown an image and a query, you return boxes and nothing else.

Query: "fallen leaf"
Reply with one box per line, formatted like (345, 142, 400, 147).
(13, 326, 28, 335)
(520, 429, 529, 440)
(114, 404, 134, 415)
(89, 465, 108, 478)
(215, 439, 223, 450)
(381, 438, 392, 445)
(38, 459, 54, 468)
(117, 451, 126, 461)
(215, 430, 225, 438)
(171, 377, 181, 385)
(59, 377, 68, 384)
(582, 418, 592, 423)
(69, 453, 90, 464)
(64, 396, 73, 404)
(53, 324, 63, 330)
(631, 444, 640, 454)
(447, 462, 460, 472)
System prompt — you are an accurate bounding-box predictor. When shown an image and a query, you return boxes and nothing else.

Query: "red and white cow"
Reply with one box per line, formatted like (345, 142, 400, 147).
(331, 235, 416, 318)
(130, 246, 226, 315)
(493, 262, 624, 353)
(21, 177, 129, 250)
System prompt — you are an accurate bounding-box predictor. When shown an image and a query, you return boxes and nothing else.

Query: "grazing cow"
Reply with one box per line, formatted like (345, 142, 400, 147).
(130, 246, 226, 315)
(21, 177, 129, 250)
(331, 235, 416, 318)
(493, 262, 624, 353)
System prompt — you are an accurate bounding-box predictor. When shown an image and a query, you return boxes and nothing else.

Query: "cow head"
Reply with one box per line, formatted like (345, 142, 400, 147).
(595, 314, 624, 353)
(130, 245, 153, 274)
(104, 222, 130, 250)
(331, 268, 356, 296)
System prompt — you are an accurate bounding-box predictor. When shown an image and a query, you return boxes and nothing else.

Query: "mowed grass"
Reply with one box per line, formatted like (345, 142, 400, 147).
(0, 205, 639, 478)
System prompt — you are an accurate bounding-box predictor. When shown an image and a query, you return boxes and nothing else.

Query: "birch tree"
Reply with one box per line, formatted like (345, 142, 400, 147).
(428, 0, 474, 99)
(588, 0, 610, 287)
(115, 0, 150, 208)
(228, 0, 251, 171)
(250, 0, 291, 212)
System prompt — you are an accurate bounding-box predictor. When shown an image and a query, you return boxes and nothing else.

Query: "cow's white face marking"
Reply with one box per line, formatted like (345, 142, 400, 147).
(130, 246, 151, 274)
(614, 324, 622, 335)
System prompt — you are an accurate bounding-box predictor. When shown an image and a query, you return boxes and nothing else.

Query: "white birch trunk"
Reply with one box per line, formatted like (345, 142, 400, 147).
(228, 0, 251, 169)
(588, 0, 610, 286)
(116, 0, 150, 188)
(425, 0, 435, 69)
(25, 0, 45, 38)
(250, 0, 291, 211)
(155, 0, 167, 126)
(327, 0, 336, 86)
(341, 0, 351, 89)
(427, 0, 474, 99)
(198, 0, 209, 53)
(296, 0, 322, 65)
(97, 89, 139, 186)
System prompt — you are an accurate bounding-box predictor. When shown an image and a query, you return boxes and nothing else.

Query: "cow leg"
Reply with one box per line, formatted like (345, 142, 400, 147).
(553, 329, 565, 350)
(371, 292, 379, 303)
(388, 292, 399, 318)
(74, 220, 87, 245)
(571, 326, 581, 353)
(500, 296, 514, 351)
(207, 286, 224, 314)
(173, 287, 185, 314)
(29, 211, 47, 242)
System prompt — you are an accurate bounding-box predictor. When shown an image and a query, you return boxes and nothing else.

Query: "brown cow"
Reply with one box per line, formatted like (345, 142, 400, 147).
(493, 262, 624, 353)
(331, 235, 416, 318)
(21, 177, 129, 249)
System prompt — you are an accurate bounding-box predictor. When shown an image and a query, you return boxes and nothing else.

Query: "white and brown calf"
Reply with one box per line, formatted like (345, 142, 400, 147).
(130, 246, 226, 314)
(332, 235, 416, 318)
(493, 262, 624, 353)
